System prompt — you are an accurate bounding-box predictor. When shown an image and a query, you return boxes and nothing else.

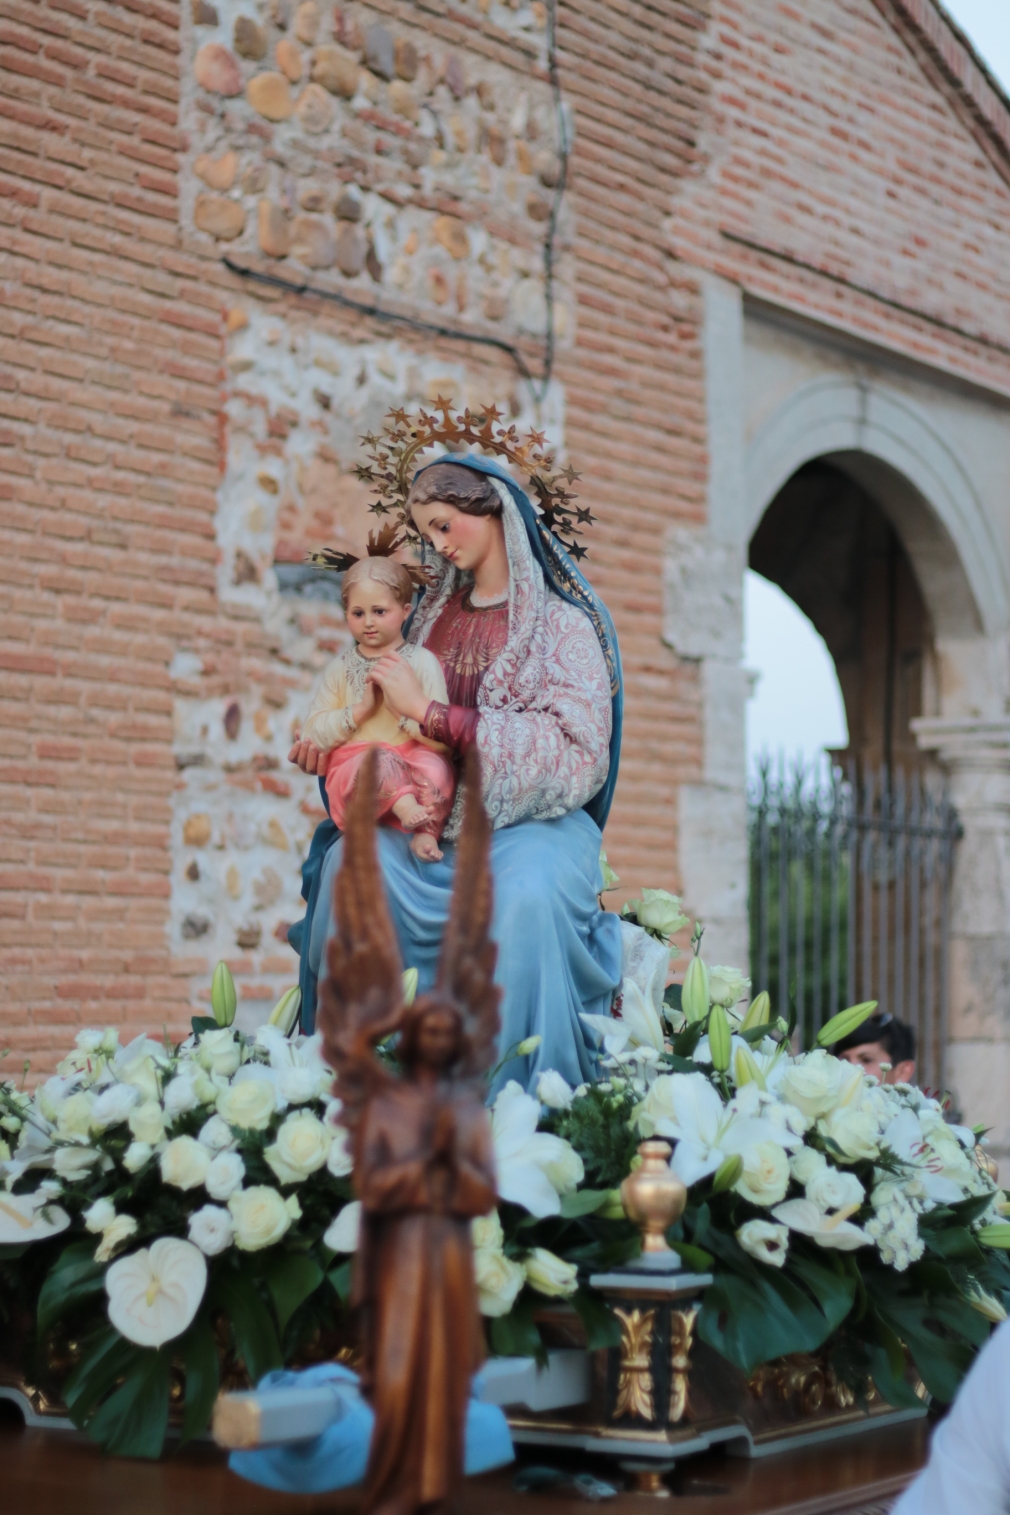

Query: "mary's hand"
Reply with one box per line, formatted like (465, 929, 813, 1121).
(287, 738, 332, 776)
(366, 653, 430, 725)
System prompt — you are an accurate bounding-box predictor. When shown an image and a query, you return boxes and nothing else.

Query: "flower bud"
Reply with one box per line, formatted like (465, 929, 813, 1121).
(516, 1035, 543, 1057)
(267, 986, 301, 1035)
(708, 1003, 731, 1072)
(711, 1154, 744, 1193)
(733, 1043, 764, 1089)
(402, 967, 419, 1007)
(682, 957, 710, 1023)
(740, 991, 771, 1033)
(211, 962, 237, 1028)
(978, 1223, 1010, 1249)
(816, 1000, 878, 1048)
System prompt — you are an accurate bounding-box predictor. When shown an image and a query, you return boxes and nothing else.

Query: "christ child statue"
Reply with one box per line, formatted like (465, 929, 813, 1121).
(301, 558, 455, 861)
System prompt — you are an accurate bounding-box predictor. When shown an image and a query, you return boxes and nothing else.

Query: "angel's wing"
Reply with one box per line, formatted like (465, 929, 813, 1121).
(317, 750, 405, 1132)
(436, 748, 501, 1080)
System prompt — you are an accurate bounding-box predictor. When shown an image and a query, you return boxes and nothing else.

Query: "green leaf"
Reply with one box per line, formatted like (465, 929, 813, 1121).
(866, 1315, 923, 1412)
(38, 1241, 106, 1335)
(212, 1266, 282, 1386)
(328, 1259, 353, 1304)
(260, 1252, 324, 1336)
(63, 1327, 144, 1422)
(670, 1241, 714, 1271)
(0, 1242, 28, 1261)
(924, 1227, 985, 1264)
(489, 1292, 544, 1361)
(179, 1315, 220, 1445)
(85, 1349, 171, 1459)
(698, 1266, 839, 1375)
(571, 1287, 621, 1350)
(663, 983, 682, 1012)
(788, 1253, 856, 1334)
(672, 1021, 704, 1059)
(191, 1015, 219, 1035)
(559, 1189, 612, 1219)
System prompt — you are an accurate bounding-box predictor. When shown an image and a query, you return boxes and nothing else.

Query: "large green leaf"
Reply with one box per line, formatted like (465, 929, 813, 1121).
(571, 1287, 620, 1350)
(924, 1227, 985, 1264)
(872, 1286, 977, 1403)
(63, 1326, 144, 1423)
(85, 1349, 171, 1458)
(37, 1240, 106, 1335)
(179, 1315, 220, 1445)
(212, 1265, 282, 1385)
(788, 1253, 856, 1334)
(698, 1267, 839, 1375)
(489, 1292, 544, 1361)
(559, 1190, 611, 1219)
(328, 1259, 353, 1304)
(260, 1252, 324, 1336)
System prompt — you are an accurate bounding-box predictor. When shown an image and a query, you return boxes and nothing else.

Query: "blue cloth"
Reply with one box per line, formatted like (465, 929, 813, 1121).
(308, 810, 622, 1095)
(228, 1363, 514, 1494)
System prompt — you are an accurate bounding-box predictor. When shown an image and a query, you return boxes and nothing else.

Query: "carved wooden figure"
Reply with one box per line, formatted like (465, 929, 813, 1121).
(318, 747, 501, 1515)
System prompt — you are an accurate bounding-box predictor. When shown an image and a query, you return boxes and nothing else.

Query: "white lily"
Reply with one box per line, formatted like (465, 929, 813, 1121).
(771, 1197, 869, 1251)
(881, 1109, 965, 1205)
(582, 978, 666, 1059)
(491, 1081, 584, 1218)
(637, 1072, 800, 1188)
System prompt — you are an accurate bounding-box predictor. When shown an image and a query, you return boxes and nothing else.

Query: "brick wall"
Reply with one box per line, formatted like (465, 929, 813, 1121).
(3, 0, 1009, 1074)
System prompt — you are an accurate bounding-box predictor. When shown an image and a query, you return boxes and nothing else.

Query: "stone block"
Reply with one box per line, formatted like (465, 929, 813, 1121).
(258, 199, 291, 257)
(388, 80, 417, 122)
(194, 194, 245, 240)
(194, 43, 242, 96)
(276, 38, 303, 81)
(364, 23, 393, 81)
(311, 44, 358, 98)
(290, 215, 336, 268)
(247, 72, 295, 121)
(183, 813, 212, 847)
(527, 192, 551, 222)
(445, 54, 466, 99)
(394, 38, 418, 81)
(191, 0, 219, 25)
(334, 224, 366, 276)
(433, 214, 470, 259)
(295, 82, 334, 133)
(294, 0, 319, 44)
(234, 16, 267, 60)
(487, 126, 507, 166)
(194, 151, 238, 191)
(334, 188, 361, 221)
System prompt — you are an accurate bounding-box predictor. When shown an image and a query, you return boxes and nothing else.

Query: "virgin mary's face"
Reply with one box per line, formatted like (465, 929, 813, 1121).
(410, 500, 503, 575)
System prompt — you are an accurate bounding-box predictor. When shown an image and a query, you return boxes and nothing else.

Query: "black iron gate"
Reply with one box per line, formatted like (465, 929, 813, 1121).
(748, 760, 960, 1090)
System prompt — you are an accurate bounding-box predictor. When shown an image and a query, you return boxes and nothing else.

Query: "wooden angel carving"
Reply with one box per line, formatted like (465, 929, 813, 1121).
(317, 746, 501, 1515)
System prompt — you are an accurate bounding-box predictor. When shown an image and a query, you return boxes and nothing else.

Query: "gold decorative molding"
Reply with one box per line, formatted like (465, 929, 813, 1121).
(614, 1307, 656, 1421)
(668, 1306, 698, 1424)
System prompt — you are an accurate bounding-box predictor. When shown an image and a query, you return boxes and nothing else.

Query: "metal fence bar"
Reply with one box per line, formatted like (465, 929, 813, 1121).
(748, 758, 959, 1070)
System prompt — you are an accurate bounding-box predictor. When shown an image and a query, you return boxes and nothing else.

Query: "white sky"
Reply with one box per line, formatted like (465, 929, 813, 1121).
(745, 2, 1010, 773)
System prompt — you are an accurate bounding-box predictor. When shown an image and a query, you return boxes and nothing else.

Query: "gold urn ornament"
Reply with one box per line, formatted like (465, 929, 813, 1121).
(620, 1140, 687, 1267)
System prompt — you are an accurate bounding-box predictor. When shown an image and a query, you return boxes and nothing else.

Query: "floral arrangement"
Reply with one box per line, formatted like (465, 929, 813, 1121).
(3, 887, 1010, 1458)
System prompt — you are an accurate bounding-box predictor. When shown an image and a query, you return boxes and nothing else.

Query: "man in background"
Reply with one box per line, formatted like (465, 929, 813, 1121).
(836, 1012, 916, 1085)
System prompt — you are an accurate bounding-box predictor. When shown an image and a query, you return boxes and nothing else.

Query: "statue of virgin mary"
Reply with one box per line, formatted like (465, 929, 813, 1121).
(289, 453, 624, 1096)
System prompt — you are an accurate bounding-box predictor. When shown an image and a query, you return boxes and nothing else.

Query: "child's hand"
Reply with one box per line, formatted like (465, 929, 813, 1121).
(352, 680, 382, 729)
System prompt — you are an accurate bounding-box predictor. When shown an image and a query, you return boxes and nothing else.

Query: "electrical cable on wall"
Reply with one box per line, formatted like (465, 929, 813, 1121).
(223, 0, 570, 408)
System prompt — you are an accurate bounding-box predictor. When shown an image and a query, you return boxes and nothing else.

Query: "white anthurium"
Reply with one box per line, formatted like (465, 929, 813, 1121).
(0, 1191, 70, 1244)
(105, 1237, 207, 1348)
(324, 1199, 361, 1253)
(772, 1197, 869, 1250)
(490, 1081, 584, 1218)
(637, 1072, 801, 1189)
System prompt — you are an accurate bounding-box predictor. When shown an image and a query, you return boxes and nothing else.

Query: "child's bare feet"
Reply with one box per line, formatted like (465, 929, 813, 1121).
(392, 793, 429, 831)
(410, 832, 443, 862)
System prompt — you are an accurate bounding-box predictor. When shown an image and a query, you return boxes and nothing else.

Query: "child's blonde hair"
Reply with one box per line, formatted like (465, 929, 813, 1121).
(340, 556, 415, 610)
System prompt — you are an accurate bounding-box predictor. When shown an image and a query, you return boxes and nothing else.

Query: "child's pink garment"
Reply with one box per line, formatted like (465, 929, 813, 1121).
(324, 739, 456, 837)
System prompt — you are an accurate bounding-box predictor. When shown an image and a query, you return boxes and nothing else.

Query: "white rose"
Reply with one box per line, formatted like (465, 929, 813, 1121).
(734, 1141, 791, 1207)
(777, 1050, 849, 1120)
(632, 889, 689, 940)
(188, 1204, 235, 1257)
(539, 1140, 584, 1197)
(160, 1135, 212, 1191)
(536, 1071, 574, 1111)
(217, 1080, 276, 1131)
(37, 1077, 67, 1125)
(326, 1127, 354, 1178)
(198, 1029, 241, 1079)
(472, 1211, 505, 1252)
(57, 1092, 95, 1141)
(523, 1247, 579, 1298)
(278, 1066, 325, 1106)
(100, 1028, 119, 1056)
(264, 1112, 331, 1185)
(737, 1218, 789, 1268)
(228, 1185, 292, 1251)
(123, 1141, 153, 1174)
(806, 1166, 865, 1214)
(198, 1115, 235, 1152)
(76, 1029, 104, 1054)
(789, 1147, 827, 1186)
(163, 1075, 201, 1119)
(84, 1198, 116, 1234)
(118, 1055, 161, 1103)
(205, 1150, 245, 1202)
(474, 1246, 525, 1317)
(90, 1083, 139, 1130)
(95, 1213, 138, 1263)
(819, 1106, 880, 1164)
(708, 966, 751, 1010)
(106, 1238, 206, 1348)
(128, 1101, 166, 1145)
(53, 1145, 100, 1180)
(323, 1199, 361, 1253)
